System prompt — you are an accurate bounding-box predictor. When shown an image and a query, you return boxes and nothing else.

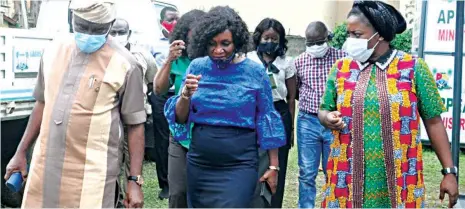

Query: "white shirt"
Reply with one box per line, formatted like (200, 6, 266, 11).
(131, 45, 158, 115)
(152, 38, 176, 92)
(248, 51, 296, 102)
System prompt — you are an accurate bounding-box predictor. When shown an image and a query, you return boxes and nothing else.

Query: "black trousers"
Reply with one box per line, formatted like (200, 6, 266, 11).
(251, 100, 292, 208)
(167, 139, 188, 208)
(272, 100, 292, 208)
(150, 93, 173, 189)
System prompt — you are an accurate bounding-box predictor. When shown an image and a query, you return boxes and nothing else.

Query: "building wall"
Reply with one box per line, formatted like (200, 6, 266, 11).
(1, 0, 13, 17)
(178, 0, 409, 37)
(286, 35, 306, 58)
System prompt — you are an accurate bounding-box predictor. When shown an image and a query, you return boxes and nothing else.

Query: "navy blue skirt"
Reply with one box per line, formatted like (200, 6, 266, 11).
(186, 124, 259, 208)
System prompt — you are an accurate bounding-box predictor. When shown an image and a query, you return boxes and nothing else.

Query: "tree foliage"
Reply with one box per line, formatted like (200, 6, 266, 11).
(329, 22, 413, 53)
(390, 28, 413, 52)
(329, 22, 348, 50)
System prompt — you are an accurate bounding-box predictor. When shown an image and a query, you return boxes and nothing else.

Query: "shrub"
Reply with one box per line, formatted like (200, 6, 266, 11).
(329, 22, 348, 49)
(329, 22, 412, 53)
(390, 28, 413, 52)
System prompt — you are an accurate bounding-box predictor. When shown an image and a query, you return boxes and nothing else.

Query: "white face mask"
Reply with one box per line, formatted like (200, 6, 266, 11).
(306, 42, 329, 58)
(342, 32, 379, 63)
(113, 34, 129, 47)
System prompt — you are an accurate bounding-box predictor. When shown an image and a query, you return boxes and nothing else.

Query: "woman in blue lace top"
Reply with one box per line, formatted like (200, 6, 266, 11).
(163, 6, 286, 208)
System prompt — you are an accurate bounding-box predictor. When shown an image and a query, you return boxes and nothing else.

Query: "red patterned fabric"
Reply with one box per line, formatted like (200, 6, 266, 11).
(320, 51, 446, 208)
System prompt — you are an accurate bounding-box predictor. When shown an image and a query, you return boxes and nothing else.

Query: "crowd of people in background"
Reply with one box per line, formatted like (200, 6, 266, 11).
(3, 0, 460, 208)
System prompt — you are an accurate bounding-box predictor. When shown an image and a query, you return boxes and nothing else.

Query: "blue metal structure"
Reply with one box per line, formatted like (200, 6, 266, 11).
(452, 0, 463, 184)
(417, 0, 463, 206)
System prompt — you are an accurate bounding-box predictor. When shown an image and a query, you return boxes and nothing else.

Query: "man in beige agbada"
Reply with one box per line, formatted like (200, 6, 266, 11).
(4, 0, 146, 208)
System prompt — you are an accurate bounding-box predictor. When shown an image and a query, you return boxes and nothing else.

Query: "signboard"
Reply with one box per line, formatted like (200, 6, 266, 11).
(424, 0, 465, 53)
(13, 48, 43, 73)
(12, 37, 50, 73)
(420, 55, 465, 144)
(422, 0, 465, 145)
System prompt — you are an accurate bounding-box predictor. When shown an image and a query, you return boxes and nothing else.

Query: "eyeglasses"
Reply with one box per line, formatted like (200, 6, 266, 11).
(306, 39, 327, 47)
(109, 30, 130, 37)
(72, 15, 113, 35)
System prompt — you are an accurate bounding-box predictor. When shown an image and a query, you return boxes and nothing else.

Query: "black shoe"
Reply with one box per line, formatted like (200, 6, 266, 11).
(158, 187, 169, 200)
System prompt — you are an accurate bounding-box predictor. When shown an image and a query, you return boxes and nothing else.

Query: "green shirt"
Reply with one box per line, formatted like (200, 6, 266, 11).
(170, 56, 191, 95)
(170, 56, 191, 148)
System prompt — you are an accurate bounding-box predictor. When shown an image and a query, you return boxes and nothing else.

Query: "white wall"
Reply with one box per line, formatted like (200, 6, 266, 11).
(177, 0, 350, 37)
(176, 0, 407, 37)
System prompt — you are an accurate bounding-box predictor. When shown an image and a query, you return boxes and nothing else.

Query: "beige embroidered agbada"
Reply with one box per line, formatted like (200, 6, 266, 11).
(22, 1, 146, 207)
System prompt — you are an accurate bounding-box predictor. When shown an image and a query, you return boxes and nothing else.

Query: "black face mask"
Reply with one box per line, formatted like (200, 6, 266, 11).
(257, 42, 281, 55)
(210, 51, 236, 69)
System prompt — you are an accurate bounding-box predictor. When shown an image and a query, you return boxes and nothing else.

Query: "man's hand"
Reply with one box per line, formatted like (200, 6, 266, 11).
(4, 151, 28, 181)
(439, 174, 458, 208)
(182, 74, 202, 98)
(124, 181, 144, 208)
(324, 111, 345, 130)
(126, 124, 144, 208)
(3, 101, 45, 181)
(168, 40, 185, 62)
(260, 170, 278, 194)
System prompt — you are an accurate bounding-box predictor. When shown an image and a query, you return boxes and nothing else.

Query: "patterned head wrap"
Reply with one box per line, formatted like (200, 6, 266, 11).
(70, 0, 116, 24)
(352, 0, 406, 41)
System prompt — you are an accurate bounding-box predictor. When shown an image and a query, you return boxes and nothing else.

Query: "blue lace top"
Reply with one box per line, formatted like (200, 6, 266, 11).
(164, 56, 286, 150)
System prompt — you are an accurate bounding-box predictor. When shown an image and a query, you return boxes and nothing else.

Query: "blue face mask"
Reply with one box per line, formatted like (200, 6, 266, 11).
(210, 52, 236, 69)
(74, 32, 108, 54)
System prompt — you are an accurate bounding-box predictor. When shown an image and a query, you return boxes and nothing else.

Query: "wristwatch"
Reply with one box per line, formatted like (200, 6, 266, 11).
(268, 166, 280, 172)
(128, 175, 144, 186)
(441, 166, 458, 176)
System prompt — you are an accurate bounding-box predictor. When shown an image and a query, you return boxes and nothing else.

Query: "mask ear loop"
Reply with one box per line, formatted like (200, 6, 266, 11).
(71, 16, 76, 33)
(104, 23, 114, 37)
(371, 40, 380, 50)
(368, 32, 380, 50)
(368, 32, 379, 41)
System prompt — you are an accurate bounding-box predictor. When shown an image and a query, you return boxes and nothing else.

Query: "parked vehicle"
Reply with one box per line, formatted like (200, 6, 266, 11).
(0, 0, 178, 207)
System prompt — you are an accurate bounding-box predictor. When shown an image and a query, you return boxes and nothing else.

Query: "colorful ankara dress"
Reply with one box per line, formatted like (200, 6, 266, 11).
(320, 50, 446, 208)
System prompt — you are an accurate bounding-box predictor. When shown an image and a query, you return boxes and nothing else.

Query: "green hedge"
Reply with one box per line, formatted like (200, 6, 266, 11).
(329, 22, 412, 53)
